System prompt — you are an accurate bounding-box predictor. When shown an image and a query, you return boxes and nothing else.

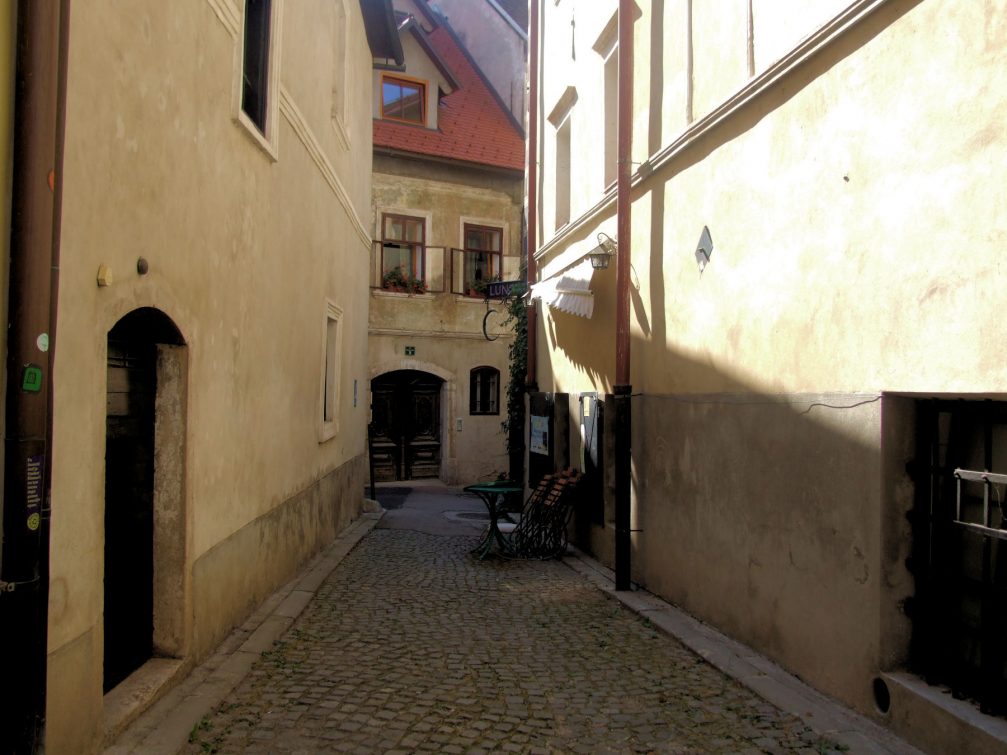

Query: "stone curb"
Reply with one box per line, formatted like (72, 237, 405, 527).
(104, 511, 384, 755)
(560, 546, 924, 755)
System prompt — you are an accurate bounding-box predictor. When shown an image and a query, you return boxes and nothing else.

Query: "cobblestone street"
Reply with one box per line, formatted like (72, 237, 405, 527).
(181, 487, 853, 754)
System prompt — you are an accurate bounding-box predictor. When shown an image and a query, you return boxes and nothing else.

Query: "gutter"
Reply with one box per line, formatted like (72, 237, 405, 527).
(0, 0, 69, 749)
(525, 0, 539, 390)
(613, 0, 633, 591)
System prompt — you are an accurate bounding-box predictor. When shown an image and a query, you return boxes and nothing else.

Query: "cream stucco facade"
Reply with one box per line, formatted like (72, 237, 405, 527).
(533, 1, 1007, 751)
(41, 1, 375, 751)
(369, 160, 522, 485)
(368, 0, 525, 487)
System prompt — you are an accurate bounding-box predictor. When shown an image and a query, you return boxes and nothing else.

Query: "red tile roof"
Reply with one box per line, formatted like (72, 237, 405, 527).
(373, 21, 525, 172)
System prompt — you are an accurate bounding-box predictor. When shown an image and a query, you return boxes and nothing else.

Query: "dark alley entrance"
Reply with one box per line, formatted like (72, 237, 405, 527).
(370, 370, 443, 481)
(104, 308, 186, 693)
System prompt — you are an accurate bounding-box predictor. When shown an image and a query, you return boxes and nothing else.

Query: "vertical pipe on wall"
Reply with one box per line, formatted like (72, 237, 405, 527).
(0, 0, 68, 749)
(525, 0, 539, 391)
(613, 0, 634, 591)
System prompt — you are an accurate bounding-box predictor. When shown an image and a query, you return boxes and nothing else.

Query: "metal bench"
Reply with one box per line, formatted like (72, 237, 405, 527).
(499, 468, 581, 559)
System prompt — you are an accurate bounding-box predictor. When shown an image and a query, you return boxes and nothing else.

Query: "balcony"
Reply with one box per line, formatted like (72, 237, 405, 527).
(371, 242, 503, 297)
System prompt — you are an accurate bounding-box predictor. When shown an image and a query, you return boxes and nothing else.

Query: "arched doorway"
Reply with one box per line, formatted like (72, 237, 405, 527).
(104, 308, 186, 692)
(370, 370, 444, 481)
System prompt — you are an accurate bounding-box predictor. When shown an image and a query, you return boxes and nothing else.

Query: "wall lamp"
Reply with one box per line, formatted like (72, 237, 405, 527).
(695, 226, 713, 274)
(588, 232, 617, 270)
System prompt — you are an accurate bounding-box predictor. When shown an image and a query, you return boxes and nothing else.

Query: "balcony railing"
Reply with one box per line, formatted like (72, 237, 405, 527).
(371, 243, 504, 297)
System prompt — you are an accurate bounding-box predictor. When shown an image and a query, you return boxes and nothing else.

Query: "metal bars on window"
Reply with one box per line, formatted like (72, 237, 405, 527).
(954, 468, 1007, 542)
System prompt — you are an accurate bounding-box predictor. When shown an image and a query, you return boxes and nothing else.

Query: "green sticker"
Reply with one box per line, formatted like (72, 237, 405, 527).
(27, 512, 40, 531)
(22, 364, 43, 393)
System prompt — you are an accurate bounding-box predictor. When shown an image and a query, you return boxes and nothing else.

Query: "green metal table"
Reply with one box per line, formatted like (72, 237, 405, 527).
(463, 481, 523, 559)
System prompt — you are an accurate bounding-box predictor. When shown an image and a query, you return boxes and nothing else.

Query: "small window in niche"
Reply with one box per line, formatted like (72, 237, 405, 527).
(320, 302, 343, 439)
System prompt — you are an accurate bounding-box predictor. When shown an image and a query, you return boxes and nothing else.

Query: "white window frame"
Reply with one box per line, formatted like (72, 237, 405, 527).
(319, 301, 343, 442)
(331, 0, 351, 150)
(233, 0, 284, 160)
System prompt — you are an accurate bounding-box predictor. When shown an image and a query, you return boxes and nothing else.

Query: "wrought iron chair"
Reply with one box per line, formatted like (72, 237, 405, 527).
(499, 468, 581, 559)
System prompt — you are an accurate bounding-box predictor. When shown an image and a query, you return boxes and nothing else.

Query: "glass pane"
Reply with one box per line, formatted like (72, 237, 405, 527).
(464, 226, 502, 252)
(380, 82, 400, 114)
(382, 244, 410, 275)
(383, 79, 423, 123)
(488, 372, 498, 413)
(404, 218, 423, 243)
(401, 90, 423, 122)
(411, 246, 424, 281)
(463, 252, 490, 293)
(383, 216, 403, 241)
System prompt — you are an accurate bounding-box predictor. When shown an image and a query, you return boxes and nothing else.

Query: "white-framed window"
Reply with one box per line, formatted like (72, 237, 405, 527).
(319, 301, 343, 441)
(235, 0, 284, 158)
(603, 45, 618, 188)
(554, 116, 571, 229)
(593, 13, 619, 190)
(548, 86, 577, 232)
(331, 0, 350, 148)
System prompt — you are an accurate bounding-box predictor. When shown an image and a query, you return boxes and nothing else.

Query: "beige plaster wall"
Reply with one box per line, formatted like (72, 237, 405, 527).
(534, 0, 1007, 723)
(370, 167, 522, 484)
(45, 0, 374, 750)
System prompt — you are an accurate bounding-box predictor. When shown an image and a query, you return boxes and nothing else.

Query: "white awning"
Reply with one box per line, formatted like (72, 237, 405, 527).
(528, 259, 596, 318)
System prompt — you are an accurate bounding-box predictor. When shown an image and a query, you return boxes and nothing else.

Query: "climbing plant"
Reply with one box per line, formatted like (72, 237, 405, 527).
(501, 282, 527, 482)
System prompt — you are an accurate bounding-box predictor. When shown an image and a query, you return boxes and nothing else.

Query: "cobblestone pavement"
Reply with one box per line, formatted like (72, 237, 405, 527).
(184, 529, 845, 754)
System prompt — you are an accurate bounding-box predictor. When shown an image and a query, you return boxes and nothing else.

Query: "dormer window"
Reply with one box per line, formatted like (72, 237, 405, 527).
(382, 74, 426, 125)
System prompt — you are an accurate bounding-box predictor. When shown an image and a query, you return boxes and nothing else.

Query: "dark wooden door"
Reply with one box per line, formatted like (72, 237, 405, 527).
(370, 370, 443, 481)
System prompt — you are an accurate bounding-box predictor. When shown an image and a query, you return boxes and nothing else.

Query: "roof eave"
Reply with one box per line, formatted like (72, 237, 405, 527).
(374, 144, 524, 177)
(359, 0, 405, 66)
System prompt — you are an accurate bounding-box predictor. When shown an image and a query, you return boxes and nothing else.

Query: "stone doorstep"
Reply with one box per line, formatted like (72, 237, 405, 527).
(560, 547, 923, 755)
(103, 510, 384, 755)
(102, 658, 189, 746)
(883, 671, 1007, 755)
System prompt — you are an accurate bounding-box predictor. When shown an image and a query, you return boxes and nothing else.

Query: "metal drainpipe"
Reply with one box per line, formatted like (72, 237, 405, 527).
(525, 0, 539, 393)
(613, 0, 634, 591)
(0, 0, 69, 749)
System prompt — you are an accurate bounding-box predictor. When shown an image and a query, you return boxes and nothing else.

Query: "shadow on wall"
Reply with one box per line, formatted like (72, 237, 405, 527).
(551, 311, 917, 717)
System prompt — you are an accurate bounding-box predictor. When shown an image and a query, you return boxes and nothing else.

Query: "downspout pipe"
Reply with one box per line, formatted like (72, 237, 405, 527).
(525, 0, 539, 392)
(0, 0, 69, 749)
(613, 0, 634, 591)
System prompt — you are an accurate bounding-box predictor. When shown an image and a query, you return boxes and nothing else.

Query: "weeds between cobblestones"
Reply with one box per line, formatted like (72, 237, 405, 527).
(184, 530, 849, 754)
